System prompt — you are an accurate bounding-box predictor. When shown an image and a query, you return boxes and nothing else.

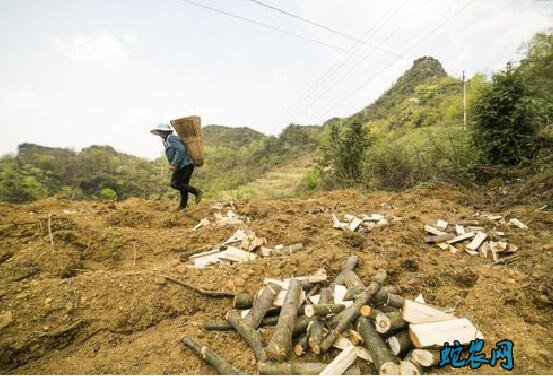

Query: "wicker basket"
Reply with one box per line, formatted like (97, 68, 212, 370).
(170, 115, 204, 167)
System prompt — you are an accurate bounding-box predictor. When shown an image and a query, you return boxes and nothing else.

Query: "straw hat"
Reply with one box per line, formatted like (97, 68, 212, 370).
(150, 123, 173, 135)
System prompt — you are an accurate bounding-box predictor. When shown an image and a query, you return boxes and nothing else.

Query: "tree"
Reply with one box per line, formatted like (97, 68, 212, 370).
(470, 65, 539, 165)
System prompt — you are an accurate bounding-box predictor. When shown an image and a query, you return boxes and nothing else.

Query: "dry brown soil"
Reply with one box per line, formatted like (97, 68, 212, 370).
(0, 185, 552, 374)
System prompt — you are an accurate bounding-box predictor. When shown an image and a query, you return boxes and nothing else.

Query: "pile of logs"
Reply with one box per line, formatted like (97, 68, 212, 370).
(424, 216, 524, 265)
(332, 213, 394, 232)
(180, 256, 483, 374)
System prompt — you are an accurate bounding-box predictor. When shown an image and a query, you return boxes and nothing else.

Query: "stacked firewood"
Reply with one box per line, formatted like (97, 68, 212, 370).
(180, 256, 482, 375)
(424, 216, 526, 265)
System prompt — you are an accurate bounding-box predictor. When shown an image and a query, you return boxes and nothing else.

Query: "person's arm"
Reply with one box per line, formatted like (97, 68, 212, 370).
(167, 135, 186, 168)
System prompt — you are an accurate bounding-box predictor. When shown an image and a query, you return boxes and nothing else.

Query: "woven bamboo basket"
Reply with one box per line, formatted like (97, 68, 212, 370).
(170, 115, 204, 166)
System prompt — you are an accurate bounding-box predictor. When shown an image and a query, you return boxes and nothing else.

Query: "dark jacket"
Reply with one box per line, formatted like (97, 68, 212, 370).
(163, 134, 194, 169)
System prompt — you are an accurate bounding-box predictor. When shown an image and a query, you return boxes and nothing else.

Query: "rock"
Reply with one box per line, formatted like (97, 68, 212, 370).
(154, 277, 166, 285)
(45, 297, 53, 304)
(0, 311, 14, 330)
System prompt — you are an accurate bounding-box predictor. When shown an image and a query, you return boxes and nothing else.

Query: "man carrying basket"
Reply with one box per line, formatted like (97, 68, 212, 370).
(151, 123, 203, 210)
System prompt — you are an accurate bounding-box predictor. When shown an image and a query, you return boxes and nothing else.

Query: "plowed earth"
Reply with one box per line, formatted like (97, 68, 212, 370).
(0, 185, 552, 374)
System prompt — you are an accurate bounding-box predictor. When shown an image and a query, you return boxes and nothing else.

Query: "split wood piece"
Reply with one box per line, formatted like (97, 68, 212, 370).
(162, 275, 235, 297)
(424, 234, 455, 243)
(348, 217, 363, 232)
(410, 348, 441, 367)
(319, 287, 333, 304)
(305, 303, 346, 318)
(265, 279, 302, 361)
(455, 225, 465, 235)
(333, 336, 373, 362)
(466, 232, 487, 251)
(435, 219, 448, 231)
(245, 283, 282, 328)
(320, 345, 357, 375)
(204, 316, 278, 331)
(358, 305, 380, 320)
(333, 285, 349, 305)
(357, 317, 399, 375)
(307, 319, 327, 354)
(293, 334, 309, 356)
(274, 289, 307, 307)
(409, 318, 483, 348)
(445, 232, 476, 244)
(180, 335, 245, 375)
(424, 225, 447, 236)
(320, 269, 387, 354)
(233, 293, 254, 309)
(221, 245, 257, 262)
(258, 362, 327, 375)
(402, 300, 455, 324)
(509, 217, 528, 229)
(333, 256, 359, 286)
(333, 215, 349, 229)
(373, 285, 397, 305)
(375, 311, 406, 333)
(386, 331, 413, 356)
(226, 310, 266, 361)
(386, 293, 405, 309)
(399, 360, 422, 375)
(178, 247, 212, 261)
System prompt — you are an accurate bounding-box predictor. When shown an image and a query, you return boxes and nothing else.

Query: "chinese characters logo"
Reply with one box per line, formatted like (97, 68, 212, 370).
(438, 339, 514, 370)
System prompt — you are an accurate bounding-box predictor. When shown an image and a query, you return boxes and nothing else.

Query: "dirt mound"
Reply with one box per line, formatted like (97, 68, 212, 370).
(0, 186, 552, 374)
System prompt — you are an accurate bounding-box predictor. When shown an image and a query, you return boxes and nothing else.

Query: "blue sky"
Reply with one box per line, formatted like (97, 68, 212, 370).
(1, 0, 551, 158)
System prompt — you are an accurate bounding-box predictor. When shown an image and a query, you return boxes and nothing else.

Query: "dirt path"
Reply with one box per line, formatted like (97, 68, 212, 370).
(0, 186, 552, 374)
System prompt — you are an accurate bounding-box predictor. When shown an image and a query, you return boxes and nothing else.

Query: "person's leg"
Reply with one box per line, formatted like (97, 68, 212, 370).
(175, 165, 197, 209)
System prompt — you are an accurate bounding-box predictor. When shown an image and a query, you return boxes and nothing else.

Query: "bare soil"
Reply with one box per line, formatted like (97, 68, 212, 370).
(0, 185, 552, 374)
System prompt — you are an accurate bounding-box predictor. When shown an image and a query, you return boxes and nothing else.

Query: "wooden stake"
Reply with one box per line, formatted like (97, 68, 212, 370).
(226, 310, 266, 361)
(245, 283, 282, 328)
(265, 279, 302, 361)
(357, 317, 399, 375)
(180, 335, 245, 375)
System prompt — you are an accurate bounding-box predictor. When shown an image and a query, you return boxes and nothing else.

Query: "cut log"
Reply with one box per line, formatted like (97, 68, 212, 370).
(466, 232, 487, 251)
(292, 315, 313, 337)
(180, 335, 245, 374)
(386, 331, 413, 356)
(293, 334, 309, 356)
(333, 256, 359, 286)
(333, 336, 373, 362)
(386, 293, 404, 309)
(233, 293, 254, 309)
(373, 285, 397, 305)
(245, 283, 282, 328)
(319, 287, 333, 304)
(258, 362, 327, 375)
(226, 310, 266, 361)
(402, 300, 456, 324)
(375, 311, 406, 333)
(205, 316, 278, 331)
(424, 234, 455, 243)
(399, 360, 422, 375)
(305, 303, 346, 318)
(265, 279, 302, 361)
(357, 317, 399, 375)
(307, 318, 327, 354)
(342, 270, 364, 289)
(409, 318, 483, 348)
(359, 305, 379, 320)
(162, 275, 235, 297)
(320, 345, 357, 375)
(411, 348, 441, 367)
(320, 269, 387, 354)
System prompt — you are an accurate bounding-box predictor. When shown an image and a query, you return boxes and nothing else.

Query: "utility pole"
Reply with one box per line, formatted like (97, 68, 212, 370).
(462, 70, 467, 128)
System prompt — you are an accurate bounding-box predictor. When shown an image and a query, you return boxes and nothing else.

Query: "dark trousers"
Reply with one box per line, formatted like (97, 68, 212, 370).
(170, 164, 198, 209)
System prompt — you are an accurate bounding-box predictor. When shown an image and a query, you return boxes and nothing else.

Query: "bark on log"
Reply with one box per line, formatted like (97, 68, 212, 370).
(319, 287, 333, 304)
(245, 283, 282, 328)
(226, 310, 266, 361)
(163, 275, 235, 297)
(342, 270, 365, 300)
(386, 293, 404, 309)
(357, 317, 399, 375)
(305, 303, 345, 317)
(293, 334, 309, 356)
(257, 362, 327, 375)
(375, 311, 406, 333)
(372, 286, 397, 305)
(320, 269, 387, 354)
(180, 335, 245, 375)
(233, 293, 254, 309)
(410, 348, 441, 367)
(265, 279, 302, 361)
(307, 318, 327, 355)
(359, 305, 380, 320)
(333, 256, 359, 286)
(204, 316, 279, 331)
(386, 330, 413, 356)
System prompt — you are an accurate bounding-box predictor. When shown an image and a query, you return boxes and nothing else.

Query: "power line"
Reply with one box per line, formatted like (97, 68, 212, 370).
(176, 0, 392, 65)
(282, 0, 409, 123)
(246, 0, 404, 59)
(316, 0, 477, 123)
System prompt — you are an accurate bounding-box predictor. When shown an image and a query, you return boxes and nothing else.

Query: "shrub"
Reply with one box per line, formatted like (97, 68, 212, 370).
(99, 188, 118, 201)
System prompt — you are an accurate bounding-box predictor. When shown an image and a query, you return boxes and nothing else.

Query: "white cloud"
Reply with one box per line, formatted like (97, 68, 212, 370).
(52, 32, 136, 67)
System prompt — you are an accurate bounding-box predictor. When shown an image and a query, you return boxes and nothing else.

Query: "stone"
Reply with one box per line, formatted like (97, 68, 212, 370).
(0, 311, 14, 330)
